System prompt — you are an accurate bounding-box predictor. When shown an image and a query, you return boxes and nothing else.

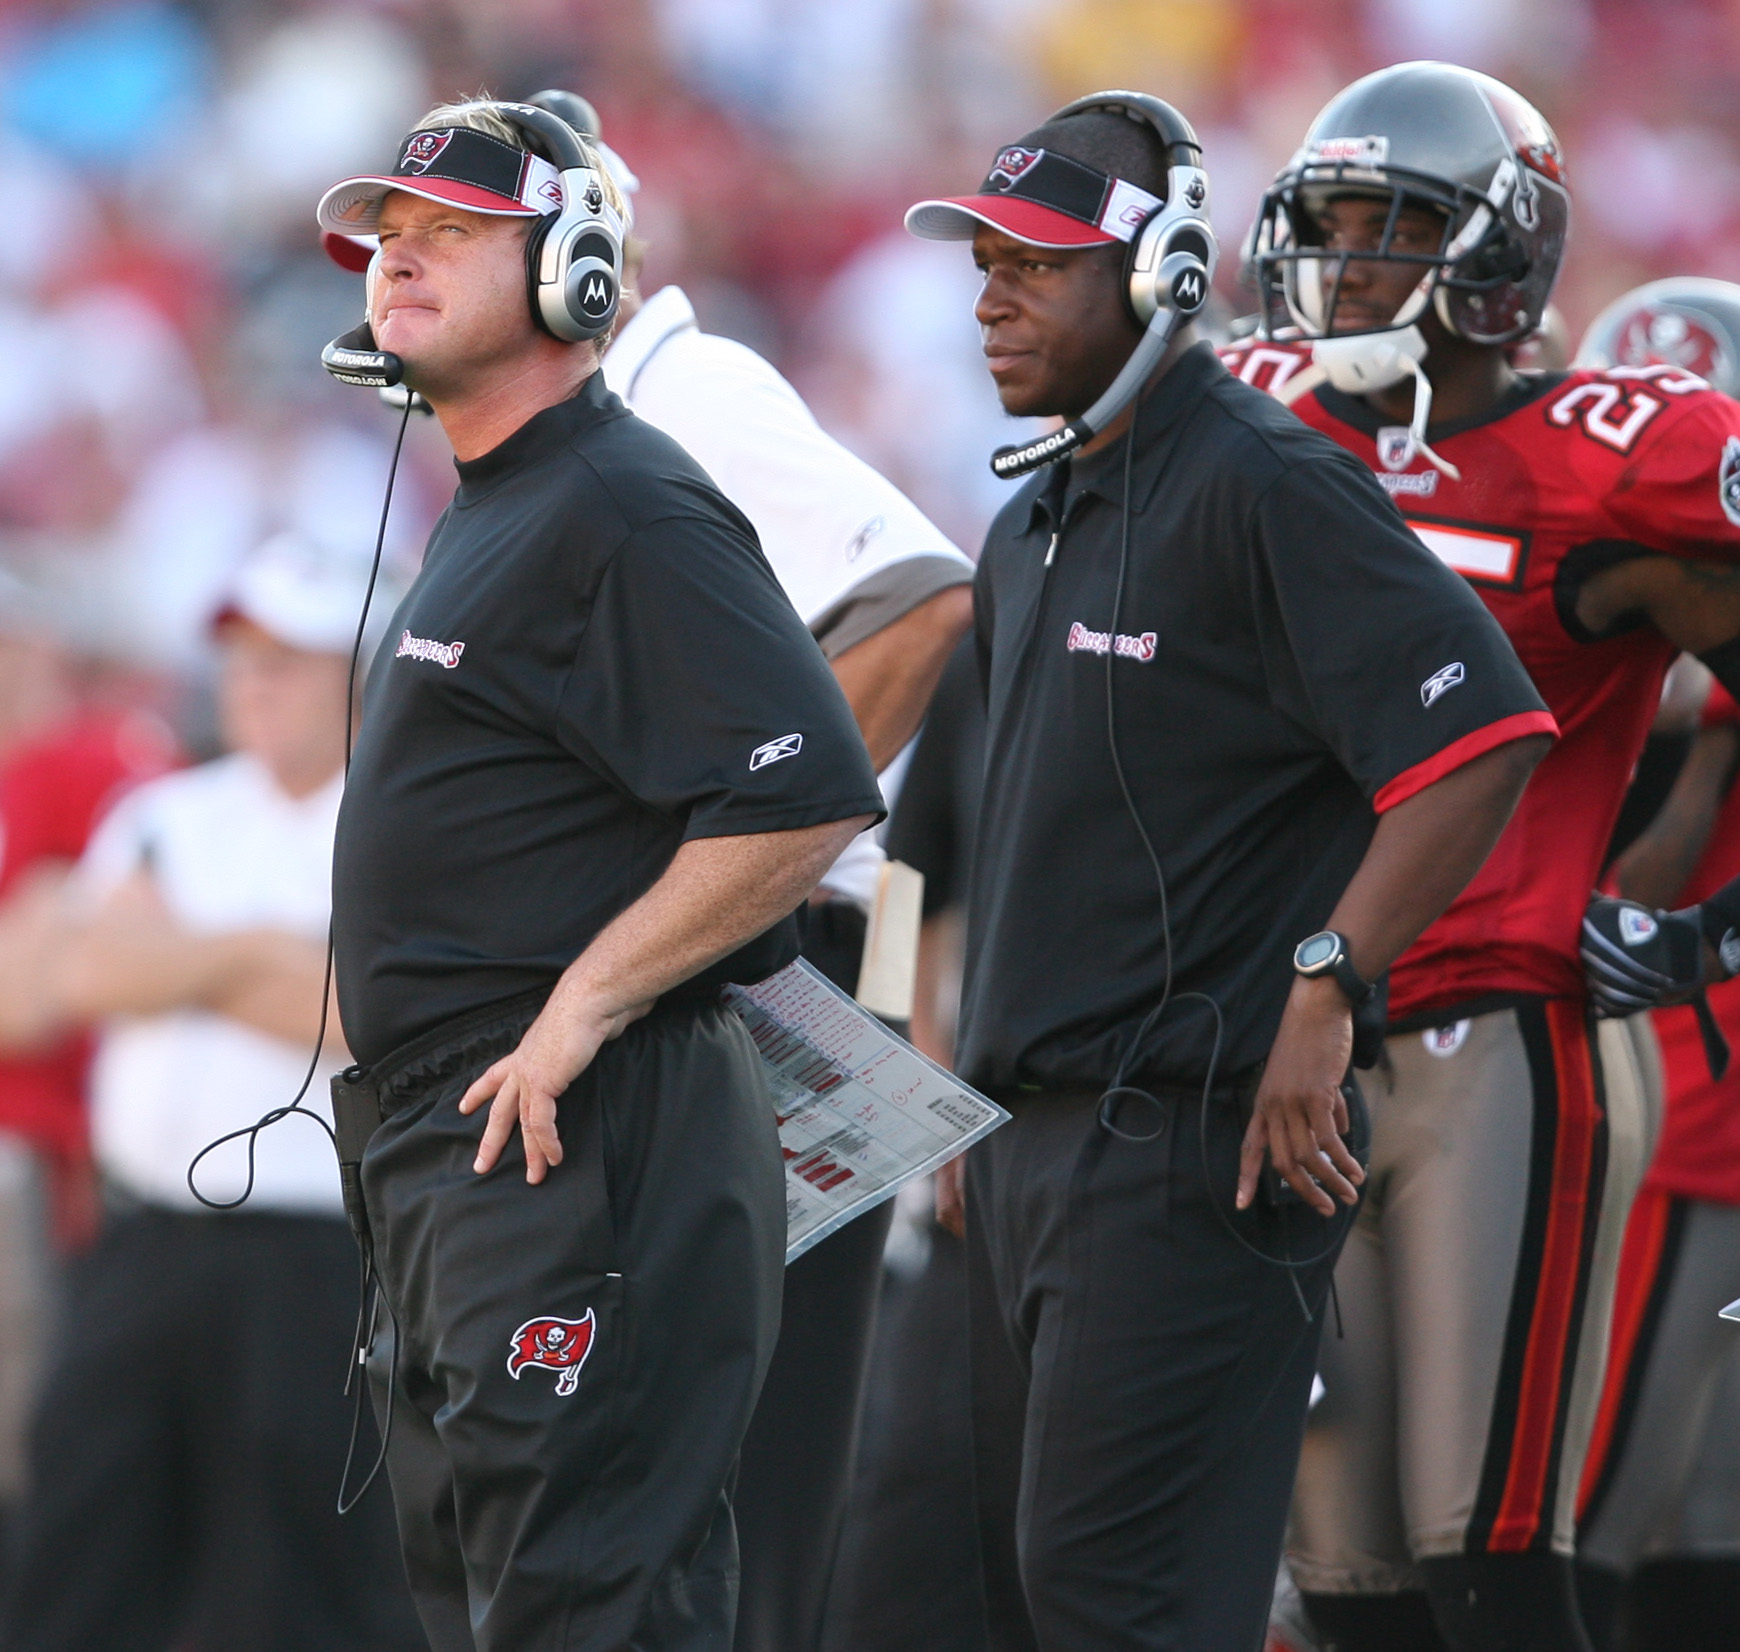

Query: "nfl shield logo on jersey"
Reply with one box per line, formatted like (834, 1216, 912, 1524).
(1423, 1019, 1471, 1058)
(1720, 436, 1740, 527)
(1377, 427, 1417, 472)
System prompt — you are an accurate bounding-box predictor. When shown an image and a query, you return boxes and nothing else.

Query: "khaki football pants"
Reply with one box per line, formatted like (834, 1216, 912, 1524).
(1290, 1002, 1657, 1592)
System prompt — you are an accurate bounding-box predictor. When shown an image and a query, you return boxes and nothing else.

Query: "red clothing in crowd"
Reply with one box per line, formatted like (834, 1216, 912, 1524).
(0, 707, 177, 1164)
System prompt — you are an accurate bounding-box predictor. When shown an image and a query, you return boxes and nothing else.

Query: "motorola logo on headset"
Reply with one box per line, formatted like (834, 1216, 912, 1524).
(575, 267, 616, 318)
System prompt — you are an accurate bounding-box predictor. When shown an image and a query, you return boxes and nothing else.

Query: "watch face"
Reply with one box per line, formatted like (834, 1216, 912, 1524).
(1297, 933, 1338, 970)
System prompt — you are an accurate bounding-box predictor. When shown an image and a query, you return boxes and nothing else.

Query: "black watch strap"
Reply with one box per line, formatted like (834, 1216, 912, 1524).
(1295, 929, 1375, 1006)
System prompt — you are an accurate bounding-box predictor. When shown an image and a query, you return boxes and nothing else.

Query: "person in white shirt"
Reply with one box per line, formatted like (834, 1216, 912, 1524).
(580, 91, 975, 1652)
(0, 535, 422, 1652)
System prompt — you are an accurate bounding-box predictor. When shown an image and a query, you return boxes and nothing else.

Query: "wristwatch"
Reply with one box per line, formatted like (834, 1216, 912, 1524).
(1293, 930, 1374, 1007)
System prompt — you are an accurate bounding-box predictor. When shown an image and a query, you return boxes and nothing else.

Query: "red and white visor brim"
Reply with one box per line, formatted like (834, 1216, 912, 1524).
(316, 158, 564, 235)
(906, 195, 1120, 249)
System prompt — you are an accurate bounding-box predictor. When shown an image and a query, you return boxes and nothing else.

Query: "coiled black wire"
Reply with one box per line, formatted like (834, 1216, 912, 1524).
(1091, 378, 1361, 1309)
(184, 393, 414, 1508)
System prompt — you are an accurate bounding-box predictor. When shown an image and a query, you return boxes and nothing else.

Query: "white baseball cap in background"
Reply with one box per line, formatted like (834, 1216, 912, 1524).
(211, 532, 396, 658)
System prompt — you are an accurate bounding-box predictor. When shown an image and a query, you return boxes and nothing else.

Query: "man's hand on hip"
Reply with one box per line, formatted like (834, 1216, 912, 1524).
(1237, 974, 1362, 1218)
(455, 815, 875, 1185)
(460, 984, 651, 1183)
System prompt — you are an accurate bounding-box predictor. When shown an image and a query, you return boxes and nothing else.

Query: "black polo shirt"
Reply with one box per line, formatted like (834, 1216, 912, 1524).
(958, 342, 1550, 1095)
(333, 371, 884, 1067)
(884, 635, 985, 918)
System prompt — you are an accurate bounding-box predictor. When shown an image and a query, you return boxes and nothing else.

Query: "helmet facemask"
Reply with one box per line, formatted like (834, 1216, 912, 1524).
(1254, 141, 1568, 348)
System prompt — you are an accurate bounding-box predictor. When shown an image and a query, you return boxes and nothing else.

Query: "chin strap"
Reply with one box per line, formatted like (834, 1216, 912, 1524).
(1310, 327, 1461, 482)
(1395, 357, 1462, 482)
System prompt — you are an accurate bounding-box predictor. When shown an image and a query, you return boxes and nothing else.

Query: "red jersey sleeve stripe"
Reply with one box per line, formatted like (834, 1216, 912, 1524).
(1372, 710, 1560, 815)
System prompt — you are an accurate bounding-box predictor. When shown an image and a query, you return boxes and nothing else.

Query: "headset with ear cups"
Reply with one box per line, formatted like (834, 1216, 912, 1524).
(990, 91, 1220, 478)
(492, 102, 624, 343)
(321, 100, 624, 389)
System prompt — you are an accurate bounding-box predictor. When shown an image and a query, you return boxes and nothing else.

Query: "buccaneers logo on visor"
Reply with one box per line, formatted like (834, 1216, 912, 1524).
(399, 130, 453, 175)
(506, 1309, 596, 1396)
(988, 146, 1042, 190)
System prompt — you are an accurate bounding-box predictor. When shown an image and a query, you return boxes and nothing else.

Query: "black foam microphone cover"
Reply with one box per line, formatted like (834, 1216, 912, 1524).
(322, 322, 403, 388)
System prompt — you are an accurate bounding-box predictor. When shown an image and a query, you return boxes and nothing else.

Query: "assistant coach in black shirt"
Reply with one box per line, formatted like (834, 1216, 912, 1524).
(315, 104, 882, 1652)
(905, 97, 1557, 1651)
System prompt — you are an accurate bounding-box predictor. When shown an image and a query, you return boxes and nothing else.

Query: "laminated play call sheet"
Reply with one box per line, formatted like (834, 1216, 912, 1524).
(724, 960, 1010, 1262)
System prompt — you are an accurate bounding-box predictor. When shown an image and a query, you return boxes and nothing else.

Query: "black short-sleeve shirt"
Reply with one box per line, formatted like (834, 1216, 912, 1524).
(333, 372, 884, 1066)
(884, 635, 985, 918)
(958, 342, 1551, 1095)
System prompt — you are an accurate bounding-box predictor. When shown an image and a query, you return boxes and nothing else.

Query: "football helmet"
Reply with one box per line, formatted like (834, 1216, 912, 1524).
(1252, 61, 1569, 352)
(1577, 276, 1740, 399)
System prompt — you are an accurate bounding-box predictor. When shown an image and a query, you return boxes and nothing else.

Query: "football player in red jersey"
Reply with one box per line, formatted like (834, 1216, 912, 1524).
(1243, 63, 1740, 1652)
(1568, 278, 1740, 1652)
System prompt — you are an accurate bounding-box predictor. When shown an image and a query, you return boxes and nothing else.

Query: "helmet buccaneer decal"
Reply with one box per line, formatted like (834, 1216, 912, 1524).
(507, 1310, 597, 1396)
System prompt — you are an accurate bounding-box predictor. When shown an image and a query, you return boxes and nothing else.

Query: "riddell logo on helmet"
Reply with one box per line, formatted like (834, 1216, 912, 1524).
(1306, 134, 1388, 168)
(396, 630, 465, 669)
(399, 130, 453, 174)
(989, 147, 1042, 189)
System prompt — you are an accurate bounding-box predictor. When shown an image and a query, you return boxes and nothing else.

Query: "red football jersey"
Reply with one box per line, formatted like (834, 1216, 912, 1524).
(0, 708, 177, 1157)
(1646, 683, 1740, 1204)
(1275, 359, 1740, 1019)
(1219, 333, 1316, 400)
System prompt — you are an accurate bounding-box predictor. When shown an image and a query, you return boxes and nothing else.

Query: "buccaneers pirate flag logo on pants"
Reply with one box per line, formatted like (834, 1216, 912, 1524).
(506, 1310, 597, 1396)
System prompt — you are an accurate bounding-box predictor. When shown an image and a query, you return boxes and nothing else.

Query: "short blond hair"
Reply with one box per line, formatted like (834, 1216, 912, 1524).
(413, 98, 628, 224)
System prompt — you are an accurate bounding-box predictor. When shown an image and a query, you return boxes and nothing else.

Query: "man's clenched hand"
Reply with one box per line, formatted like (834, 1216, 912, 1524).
(1237, 974, 1363, 1217)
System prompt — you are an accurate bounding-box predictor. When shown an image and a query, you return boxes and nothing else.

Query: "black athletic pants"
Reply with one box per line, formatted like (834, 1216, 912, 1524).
(823, 1222, 986, 1652)
(967, 1086, 1345, 1652)
(734, 897, 894, 1652)
(359, 992, 786, 1652)
(0, 1206, 421, 1652)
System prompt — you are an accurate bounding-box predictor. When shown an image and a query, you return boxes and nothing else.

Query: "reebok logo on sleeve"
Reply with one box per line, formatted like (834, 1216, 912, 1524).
(750, 733, 803, 771)
(1420, 661, 1465, 707)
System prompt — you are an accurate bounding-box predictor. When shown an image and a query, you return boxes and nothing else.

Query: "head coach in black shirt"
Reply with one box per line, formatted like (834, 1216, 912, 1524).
(314, 103, 882, 1652)
(905, 93, 1555, 1650)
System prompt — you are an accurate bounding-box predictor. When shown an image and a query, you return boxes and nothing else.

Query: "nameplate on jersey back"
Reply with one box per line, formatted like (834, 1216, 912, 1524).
(1405, 518, 1529, 588)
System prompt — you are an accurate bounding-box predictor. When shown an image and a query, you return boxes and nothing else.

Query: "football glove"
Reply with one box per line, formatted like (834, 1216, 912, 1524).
(1580, 895, 1705, 1018)
(1695, 878, 1740, 983)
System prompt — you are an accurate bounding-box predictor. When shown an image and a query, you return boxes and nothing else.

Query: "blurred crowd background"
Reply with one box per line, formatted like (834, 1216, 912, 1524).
(2, 0, 1739, 731)
(0, 0, 1738, 1632)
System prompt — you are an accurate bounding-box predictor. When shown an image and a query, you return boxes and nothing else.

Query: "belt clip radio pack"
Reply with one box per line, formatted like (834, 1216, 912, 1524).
(329, 1068, 383, 1251)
